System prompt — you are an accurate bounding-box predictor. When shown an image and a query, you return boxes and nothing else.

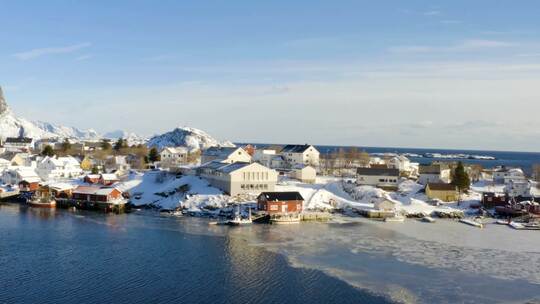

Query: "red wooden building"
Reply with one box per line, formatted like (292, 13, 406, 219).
(257, 192, 304, 214)
(72, 186, 123, 202)
(83, 174, 100, 184)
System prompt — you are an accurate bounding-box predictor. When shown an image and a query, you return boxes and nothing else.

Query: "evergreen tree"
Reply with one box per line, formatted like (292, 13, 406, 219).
(148, 147, 160, 163)
(41, 145, 54, 157)
(452, 162, 471, 191)
(91, 166, 99, 174)
(101, 139, 112, 150)
(114, 138, 126, 151)
(61, 138, 72, 152)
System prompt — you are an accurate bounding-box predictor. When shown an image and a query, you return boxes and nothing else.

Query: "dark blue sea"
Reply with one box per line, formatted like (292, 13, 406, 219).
(0, 204, 389, 304)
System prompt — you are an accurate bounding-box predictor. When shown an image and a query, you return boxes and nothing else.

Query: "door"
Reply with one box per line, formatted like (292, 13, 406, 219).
(282, 205, 288, 213)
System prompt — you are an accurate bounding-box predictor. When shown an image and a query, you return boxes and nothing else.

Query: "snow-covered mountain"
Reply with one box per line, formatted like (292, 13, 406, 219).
(103, 130, 147, 146)
(147, 126, 235, 151)
(0, 86, 100, 141)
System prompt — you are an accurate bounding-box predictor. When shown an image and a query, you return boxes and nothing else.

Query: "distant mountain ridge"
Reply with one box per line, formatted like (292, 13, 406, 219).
(147, 126, 235, 151)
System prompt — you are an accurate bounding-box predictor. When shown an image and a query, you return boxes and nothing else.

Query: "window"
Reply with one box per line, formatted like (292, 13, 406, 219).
(270, 205, 279, 211)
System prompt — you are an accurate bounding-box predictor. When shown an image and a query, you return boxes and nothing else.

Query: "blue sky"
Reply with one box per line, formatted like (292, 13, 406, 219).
(2, 1, 540, 151)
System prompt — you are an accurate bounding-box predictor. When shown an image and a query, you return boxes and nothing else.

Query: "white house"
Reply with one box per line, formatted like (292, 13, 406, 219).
(504, 179, 531, 198)
(160, 147, 189, 168)
(197, 161, 278, 197)
(0, 158, 10, 172)
(279, 144, 320, 168)
(104, 155, 131, 173)
(356, 167, 400, 190)
(418, 164, 451, 185)
(387, 155, 415, 176)
(1, 167, 41, 186)
(252, 149, 277, 167)
(292, 165, 317, 183)
(36, 156, 83, 181)
(3, 137, 33, 152)
(201, 147, 251, 164)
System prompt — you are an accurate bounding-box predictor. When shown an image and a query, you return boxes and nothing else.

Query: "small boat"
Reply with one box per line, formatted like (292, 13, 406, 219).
(459, 218, 483, 228)
(509, 221, 525, 230)
(522, 222, 540, 230)
(384, 215, 405, 223)
(28, 196, 56, 208)
(227, 207, 252, 226)
(420, 216, 436, 223)
(495, 219, 510, 225)
(270, 213, 301, 224)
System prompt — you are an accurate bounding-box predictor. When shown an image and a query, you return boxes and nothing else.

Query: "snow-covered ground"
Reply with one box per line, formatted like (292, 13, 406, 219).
(116, 171, 475, 218)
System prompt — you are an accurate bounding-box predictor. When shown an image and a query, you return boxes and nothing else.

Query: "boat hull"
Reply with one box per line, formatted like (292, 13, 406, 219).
(28, 200, 56, 208)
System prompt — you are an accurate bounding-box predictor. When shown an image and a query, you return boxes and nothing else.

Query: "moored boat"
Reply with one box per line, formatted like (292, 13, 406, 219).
(420, 216, 436, 223)
(270, 213, 301, 224)
(384, 215, 405, 223)
(28, 197, 56, 208)
(459, 218, 484, 228)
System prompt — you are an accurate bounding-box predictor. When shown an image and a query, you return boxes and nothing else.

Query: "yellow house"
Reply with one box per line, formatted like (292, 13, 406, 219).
(426, 183, 458, 202)
(80, 156, 93, 171)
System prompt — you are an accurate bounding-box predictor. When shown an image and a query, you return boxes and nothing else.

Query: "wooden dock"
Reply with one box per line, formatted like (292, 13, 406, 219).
(56, 199, 129, 213)
(0, 189, 21, 201)
(300, 212, 332, 222)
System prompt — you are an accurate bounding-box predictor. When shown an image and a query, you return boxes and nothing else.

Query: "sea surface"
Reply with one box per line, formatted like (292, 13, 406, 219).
(2, 204, 540, 304)
(0, 204, 388, 304)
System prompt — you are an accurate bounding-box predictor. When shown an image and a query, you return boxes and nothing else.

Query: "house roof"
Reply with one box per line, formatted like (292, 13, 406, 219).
(73, 186, 101, 194)
(258, 191, 304, 201)
(203, 147, 240, 158)
(100, 174, 118, 180)
(5, 137, 33, 144)
(281, 144, 314, 153)
(162, 147, 188, 154)
(427, 183, 457, 191)
(419, 164, 446, 174)
(357, 167, 399, 176)
(73, 186, 119, 195)
(217, 162, 252, 174)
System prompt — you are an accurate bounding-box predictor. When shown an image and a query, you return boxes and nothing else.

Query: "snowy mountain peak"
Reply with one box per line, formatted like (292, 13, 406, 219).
(147, 126, 235, 151)
(0, 87, 100, 141)
(0, 86, 10, 115)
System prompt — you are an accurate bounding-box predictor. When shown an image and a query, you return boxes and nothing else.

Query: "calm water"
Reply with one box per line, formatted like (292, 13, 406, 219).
(0, 204, 389, 304)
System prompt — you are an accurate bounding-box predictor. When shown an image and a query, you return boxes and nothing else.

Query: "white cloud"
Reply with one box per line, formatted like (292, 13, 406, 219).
(13, 42, 92, 60)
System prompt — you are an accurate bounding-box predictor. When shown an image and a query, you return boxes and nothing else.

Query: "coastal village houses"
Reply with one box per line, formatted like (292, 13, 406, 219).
(418, 164, 451, 185)
(36, 156, 83, 181)
(197, 161, 278, 197)
(426, 183, 459, 202)
(3, 137, 33, 152)
(201, 147, 251, 164)
(291, 164, 317, 183)
(252, 149, 277, 167)
(279, 144, 320, 168)
(356, 167, 400, 190)
(160, 147, 189, 169)
(493, 167, 527, 184)
(257, 191, 304, 214)
(1, 167, 41, 191)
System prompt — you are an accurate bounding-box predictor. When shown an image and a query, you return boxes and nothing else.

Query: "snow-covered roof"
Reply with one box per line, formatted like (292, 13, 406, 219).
(161, 147, 188, 154)
(217, 162, 251, 174)
(281, 144, 315, 153)
(100, 174, 118, 180)
(203, 147, 240, 158)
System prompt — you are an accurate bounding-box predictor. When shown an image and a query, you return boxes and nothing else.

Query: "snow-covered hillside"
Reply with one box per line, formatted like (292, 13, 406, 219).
(147, 126, 235, 151)
(0, 87, 99, 140)
(103, 130, 147, 146)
